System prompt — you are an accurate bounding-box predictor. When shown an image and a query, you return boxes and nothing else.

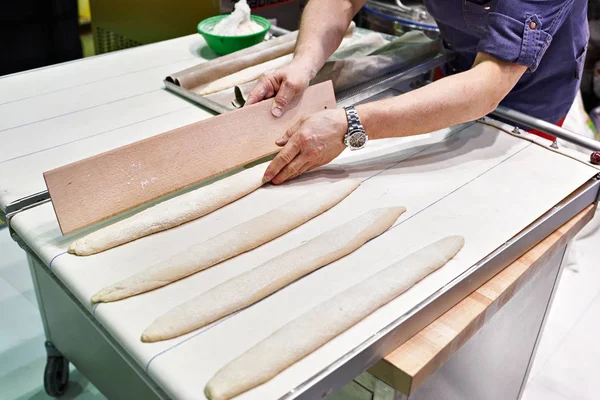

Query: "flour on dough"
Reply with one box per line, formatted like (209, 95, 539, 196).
(91, 179, 362, 303)
(69, 163, 269, 256)
(141, 206, 407, 342)
(204, 236, 465, 400)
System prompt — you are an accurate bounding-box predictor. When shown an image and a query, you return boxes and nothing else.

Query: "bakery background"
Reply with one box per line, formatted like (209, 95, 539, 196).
(0, 1, 599, 400)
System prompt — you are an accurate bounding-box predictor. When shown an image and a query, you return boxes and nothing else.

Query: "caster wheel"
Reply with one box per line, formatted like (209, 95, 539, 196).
(44, 356, 70, 397)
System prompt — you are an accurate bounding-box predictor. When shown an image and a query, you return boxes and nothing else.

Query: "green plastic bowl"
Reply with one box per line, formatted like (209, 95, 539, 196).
(198, 15, 271, 55)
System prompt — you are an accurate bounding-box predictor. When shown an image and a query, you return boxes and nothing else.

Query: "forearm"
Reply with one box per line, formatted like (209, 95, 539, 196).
(293, 0, 364, 78)
(358, 55, 526, 139)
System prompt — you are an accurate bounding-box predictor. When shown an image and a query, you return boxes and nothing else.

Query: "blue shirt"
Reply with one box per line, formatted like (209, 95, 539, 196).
(424, 0, 589, 124)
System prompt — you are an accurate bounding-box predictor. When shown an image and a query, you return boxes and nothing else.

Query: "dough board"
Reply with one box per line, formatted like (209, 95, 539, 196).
(43, 81, 336, 235)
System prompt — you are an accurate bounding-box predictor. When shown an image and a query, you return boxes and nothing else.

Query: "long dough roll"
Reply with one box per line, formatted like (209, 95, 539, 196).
(69, 163, 269, 256)
(205, 236, 465, 400)
(141, 206, 407, 342)
(171, 32, 298, 89)
(194, 54, 294, 95)
(91, 179, 361, 303)
(170, 21, 355, 90)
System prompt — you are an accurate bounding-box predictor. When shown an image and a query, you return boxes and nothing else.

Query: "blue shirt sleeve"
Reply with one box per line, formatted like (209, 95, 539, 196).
(477, 0, 575, 71)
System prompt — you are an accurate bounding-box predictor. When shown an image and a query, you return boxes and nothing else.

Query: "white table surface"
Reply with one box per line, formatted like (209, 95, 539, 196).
(2, 33, 599, 400)
(0, 34, 213, 210)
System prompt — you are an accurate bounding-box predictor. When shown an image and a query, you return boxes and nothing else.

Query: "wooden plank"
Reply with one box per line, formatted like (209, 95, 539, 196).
(369, 205, 596, 395)
(44, 81, 336, 235)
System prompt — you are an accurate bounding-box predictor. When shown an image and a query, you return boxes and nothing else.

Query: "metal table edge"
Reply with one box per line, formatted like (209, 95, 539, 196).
(17, 243, 170, 399)
(285, 175, 600, 400)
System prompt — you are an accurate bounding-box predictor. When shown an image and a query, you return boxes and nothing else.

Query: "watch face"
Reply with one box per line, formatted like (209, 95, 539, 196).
(348, 130, 367, 148)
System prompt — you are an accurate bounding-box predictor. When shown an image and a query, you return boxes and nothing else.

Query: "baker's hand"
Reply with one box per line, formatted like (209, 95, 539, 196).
(263, 109, 348, 184)
(245, 60, 315, 117)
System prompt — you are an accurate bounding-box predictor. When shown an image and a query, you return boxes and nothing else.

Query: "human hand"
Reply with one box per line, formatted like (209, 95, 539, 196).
(263, 108, 348, 184)
(245, 60, 316, 117)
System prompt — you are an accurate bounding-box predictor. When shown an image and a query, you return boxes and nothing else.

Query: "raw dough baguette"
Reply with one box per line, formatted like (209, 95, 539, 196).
(69, 163, 269, 256)
(193, 22, 361, 96)
(142, 206, 407, 342)
(195, 54, 294, 95)
(170, 22, 355, 90)
(91, 179, 361, 303)
(204, 236, 465, 400)
(171, 32, 298, 89)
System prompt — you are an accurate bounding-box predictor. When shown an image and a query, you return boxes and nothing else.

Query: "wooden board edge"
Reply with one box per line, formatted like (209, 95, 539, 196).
(370, 204, 595, 394)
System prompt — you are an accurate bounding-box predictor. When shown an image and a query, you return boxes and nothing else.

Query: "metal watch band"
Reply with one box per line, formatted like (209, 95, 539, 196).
(343, 105, 368, 150)
(344, 105, 363, 133)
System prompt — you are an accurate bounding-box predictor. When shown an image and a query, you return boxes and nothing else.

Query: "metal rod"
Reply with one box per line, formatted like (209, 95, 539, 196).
(491, 106, 600, 152)
(3, 190, 51, 223)
(336, 52, 455, 108)
(269, 25, 292, 37)
(163, 79, 232, 114)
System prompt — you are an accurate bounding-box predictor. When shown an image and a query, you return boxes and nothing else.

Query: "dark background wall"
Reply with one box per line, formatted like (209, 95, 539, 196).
(0, 0, 83, 76)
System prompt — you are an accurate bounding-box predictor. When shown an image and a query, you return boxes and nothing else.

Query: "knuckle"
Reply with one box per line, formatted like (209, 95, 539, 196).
(275, 90, 290, 107)
(286, 164, 298, 175)
(288, 141, 300, 153)
(257, 74, 270, 85)
(275, 96, 290, 107)
(280, 152, 294, 164)
(285, 79, 304, 93)
(295, 132, 309, 146)
(284, 129, 295, 139)
(261, 72, 280, 89)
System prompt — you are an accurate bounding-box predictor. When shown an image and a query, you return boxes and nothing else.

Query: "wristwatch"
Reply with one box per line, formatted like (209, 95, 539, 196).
(343, 105, 368, 151)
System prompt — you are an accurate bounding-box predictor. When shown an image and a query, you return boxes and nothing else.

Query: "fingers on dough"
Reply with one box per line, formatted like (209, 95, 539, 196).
(69, 163, 269, 256)
(196, 54, 294, 96)
(204, 236, 465, 400)
(91, 179, 361, 303)
(141, 206, 407, 342)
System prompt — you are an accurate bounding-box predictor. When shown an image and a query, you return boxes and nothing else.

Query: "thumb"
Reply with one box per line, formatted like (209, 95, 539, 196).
(245, 71, 278, 106)
(276, 118, 302, 146)
(245, 81, 269, 106)
(271, 80, 300, 117)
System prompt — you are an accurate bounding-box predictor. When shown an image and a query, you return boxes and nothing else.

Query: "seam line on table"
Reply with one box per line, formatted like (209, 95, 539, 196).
(228, 139, 529, 319)
(0, 88, 161, 134)
(145, 313, 238, 373)
(0, 34, 198, 81)
(273, 141, 533, 400)
(360, 123, 473, 185)
(386, 143, 531, 232)
(140, 124, 497, 370)
(0, 56, 197, 106)
(0, 105, 192, 164)
(146, 141, 532, 372)
(48, 251, 68, 271)
(90, 126, 528, 377)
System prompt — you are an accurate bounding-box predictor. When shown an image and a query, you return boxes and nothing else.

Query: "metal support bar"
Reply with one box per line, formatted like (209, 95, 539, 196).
(2, 190, 51, 224)
(269, 25, 292, 37)
(336, 52, 455, 108)
(491, 106, 600, 152)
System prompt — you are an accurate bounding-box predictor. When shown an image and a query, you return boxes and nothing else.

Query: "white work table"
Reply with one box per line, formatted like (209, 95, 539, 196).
(0, 34, 213, 209)
(1, 33, 599, 400)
